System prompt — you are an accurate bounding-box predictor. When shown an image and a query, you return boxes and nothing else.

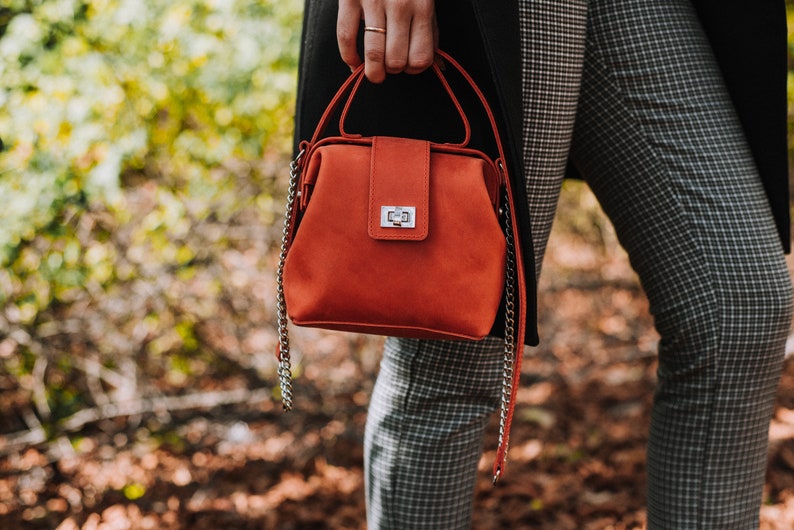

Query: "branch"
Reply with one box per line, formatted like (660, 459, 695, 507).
(0, 427, 47, 453)
(0, 385, 274, 456)
(31, 357, 51, 421)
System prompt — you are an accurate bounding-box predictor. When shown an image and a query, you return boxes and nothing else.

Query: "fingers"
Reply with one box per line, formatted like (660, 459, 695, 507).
(362, 12, 389, 83)
(337, 0, 364, 70)
(402, 7, 436, 75)
(337, 0, 437, 84)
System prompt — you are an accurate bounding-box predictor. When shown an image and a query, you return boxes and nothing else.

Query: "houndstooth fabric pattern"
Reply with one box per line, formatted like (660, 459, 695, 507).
(517, 0, 589, 276)
(363, 0, 793, 528)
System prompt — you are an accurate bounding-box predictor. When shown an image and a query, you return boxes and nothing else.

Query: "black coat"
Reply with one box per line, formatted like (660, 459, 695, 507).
(293, 0, 790, 344)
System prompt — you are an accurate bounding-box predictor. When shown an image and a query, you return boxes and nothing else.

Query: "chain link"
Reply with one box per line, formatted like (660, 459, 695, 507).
(275, 150, 304, 411)
(495, 187, 517, 480)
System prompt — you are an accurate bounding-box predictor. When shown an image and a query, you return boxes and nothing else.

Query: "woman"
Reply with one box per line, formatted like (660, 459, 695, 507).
(294, 0, 793, 527)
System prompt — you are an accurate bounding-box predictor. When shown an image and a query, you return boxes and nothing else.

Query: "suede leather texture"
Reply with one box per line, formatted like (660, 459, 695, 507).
(283, 139, 506, 340)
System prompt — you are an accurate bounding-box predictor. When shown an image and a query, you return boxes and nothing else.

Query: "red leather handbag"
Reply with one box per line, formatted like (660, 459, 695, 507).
(276, 50, 526, 481)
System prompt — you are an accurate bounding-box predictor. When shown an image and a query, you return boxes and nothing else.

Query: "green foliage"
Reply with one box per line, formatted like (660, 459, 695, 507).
(0, 0, 302, 437)
(0, 0, 301, 311)
(0, 0, 301, 266)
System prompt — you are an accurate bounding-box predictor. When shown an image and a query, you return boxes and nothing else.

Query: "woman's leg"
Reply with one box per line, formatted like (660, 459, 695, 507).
(364, 337, 502, 529)
(570, 0, 793, 527)
(363, 1, 589, 527)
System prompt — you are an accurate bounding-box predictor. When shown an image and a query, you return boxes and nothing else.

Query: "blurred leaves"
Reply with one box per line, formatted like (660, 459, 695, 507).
(0, 0, 302, 440)
(1, 0, 300, 259)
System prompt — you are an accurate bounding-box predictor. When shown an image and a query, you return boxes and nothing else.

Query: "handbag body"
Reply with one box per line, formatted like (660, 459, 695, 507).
(283, 135, 506, 340)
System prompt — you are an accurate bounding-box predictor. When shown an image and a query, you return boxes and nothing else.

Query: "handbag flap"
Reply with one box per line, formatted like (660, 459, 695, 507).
(368, 136, 430, 241)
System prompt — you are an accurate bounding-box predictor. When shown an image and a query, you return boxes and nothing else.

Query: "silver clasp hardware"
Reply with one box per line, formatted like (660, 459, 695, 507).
(380, 206, 416, 228)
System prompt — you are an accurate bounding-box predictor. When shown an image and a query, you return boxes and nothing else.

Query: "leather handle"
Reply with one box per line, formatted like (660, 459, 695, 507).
(337, 57, 472, 147)
(433, 51, 510, 173)
(309, 49, 503, 151)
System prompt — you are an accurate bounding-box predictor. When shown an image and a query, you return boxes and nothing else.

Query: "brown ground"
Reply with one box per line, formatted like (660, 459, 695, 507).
(2, 183, 794, 529)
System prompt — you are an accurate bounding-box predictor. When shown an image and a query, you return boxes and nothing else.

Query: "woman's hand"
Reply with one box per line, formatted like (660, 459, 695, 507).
(337, 0, 437, 83)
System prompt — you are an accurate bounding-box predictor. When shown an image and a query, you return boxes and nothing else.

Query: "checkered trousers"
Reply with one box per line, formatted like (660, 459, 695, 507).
(363, 1, 793, 529)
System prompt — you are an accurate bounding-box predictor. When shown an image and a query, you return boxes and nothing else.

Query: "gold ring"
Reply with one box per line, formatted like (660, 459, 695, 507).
(364, 26, 387, 34)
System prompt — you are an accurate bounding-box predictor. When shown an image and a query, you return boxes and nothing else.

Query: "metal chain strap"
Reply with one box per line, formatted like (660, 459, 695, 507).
(495, 187, 517, 482)
(275, 150, 304, 411)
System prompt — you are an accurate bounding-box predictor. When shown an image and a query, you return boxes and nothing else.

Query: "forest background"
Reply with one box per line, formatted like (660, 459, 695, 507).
(2, 1, 794, 528)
